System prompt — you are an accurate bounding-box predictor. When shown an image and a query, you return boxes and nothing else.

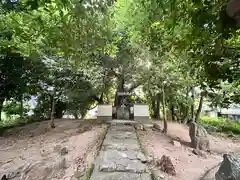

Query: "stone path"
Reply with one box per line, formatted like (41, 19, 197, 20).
(90, 123, 152, 180)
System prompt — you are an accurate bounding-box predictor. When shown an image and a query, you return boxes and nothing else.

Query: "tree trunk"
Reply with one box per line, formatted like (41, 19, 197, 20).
(73, 111, 78, 119)
(151, 98, 156, 118)
(162, 84, 167, 134)
(152, 99, 160, 119)
(55, 100, 65, 118)
(195, 92, 204, 122)
(182, 107, 189, 124)
(20, 94, 24, 119)
(50, 95, 55, 128)
(171, 104, 175, 121)
(0, 97, 4, 121)
(182, 87, 190, 124)
(191, 86, 195, 122)
(99, 92, 104, 104)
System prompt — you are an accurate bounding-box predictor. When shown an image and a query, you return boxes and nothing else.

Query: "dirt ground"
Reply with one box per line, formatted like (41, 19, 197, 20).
(0, 119, 107, 180)
(138, 121, 240, 180)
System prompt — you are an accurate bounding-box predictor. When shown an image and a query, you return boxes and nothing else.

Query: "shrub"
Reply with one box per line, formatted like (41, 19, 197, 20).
(200, 116, 240, 134)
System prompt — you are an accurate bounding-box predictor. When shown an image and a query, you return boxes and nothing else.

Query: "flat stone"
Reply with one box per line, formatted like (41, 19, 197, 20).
(110, 126, 134, 132)
(137, 152, 147, 163)
(102, 141, 140, 151)
(90, 172, 151, 180)
(97, 150, 149, 173)
(102, 144, 128, 151)
(99, 150, 145, 161)
(171, 140, 181, 147)
(103, 138, 140, 150)
(99, 163, 116, 172)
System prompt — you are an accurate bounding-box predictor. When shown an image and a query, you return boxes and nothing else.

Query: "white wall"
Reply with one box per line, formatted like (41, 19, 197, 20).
(97, 105, 112, 116)
(134, 105, 149, 117)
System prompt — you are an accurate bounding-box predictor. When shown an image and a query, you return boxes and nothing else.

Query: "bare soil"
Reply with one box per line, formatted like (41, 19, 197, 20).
(0, 119, 107, 180)
(138, 121, 240, 180)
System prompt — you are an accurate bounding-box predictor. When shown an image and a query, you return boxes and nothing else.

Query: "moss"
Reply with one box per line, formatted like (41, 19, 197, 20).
(85, 164, 94, 180)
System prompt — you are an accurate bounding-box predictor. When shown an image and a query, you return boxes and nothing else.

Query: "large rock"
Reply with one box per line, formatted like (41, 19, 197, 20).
(189, 122, 210, 151)
(201, 163, 221, 180)
(215, 154, 240, 180)
(155, 155, 176, 176)
(2, 157, 66, 180)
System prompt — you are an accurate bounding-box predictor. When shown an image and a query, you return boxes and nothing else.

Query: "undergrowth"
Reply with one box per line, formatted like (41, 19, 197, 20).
(200, 116, 240, 134)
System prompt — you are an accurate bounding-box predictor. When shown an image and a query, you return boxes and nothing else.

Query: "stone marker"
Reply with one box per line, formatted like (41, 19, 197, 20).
(189, 122, 210, 151)
(97, 105, 112, 121)
(134, 105, 149, 123)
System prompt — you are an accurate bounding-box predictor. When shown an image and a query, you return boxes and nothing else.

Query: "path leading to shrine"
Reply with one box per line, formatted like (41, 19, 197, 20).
(90, 122, 151, 180)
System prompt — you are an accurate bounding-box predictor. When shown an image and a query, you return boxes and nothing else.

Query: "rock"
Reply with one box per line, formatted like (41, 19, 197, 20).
(215, 154, 240, 180)
(153, 123, 161, 131)
(99, 163, 116, 172)
(134, 124, 146, 131)
(76, 125, 91, 134)
(60, 147, 68, 155)
(201, 163, 221, 180)
(192, 149, 207, 158)
(3, 157, 66, 180)
(171, 140, 181, 147)
(152, 169, 165, 180)
(54, 145, 68, 156)
(137, 152, 147, 163)
(1, 175, 7, 180)
(54, 157, 66, 169)
(189, 122, 210, 151)
(54, 145, 62, 152)
(155, 155, 176, 176)
(227, 133, 235, 138)
(4, 165, 24, 179)
(147, 155, 154, 163)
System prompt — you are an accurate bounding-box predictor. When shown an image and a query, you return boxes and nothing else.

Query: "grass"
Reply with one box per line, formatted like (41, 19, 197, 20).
(0, 113, 46, 134)
(200, 115, 240, 135)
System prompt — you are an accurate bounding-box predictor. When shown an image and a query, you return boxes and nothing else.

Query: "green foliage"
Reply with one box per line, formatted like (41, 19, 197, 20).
(1, 0, 240, 130)
(201, 116, 240, 134)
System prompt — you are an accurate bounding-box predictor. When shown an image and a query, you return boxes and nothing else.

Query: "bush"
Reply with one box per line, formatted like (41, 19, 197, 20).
(0, 115, 44, 135)
(200, 116, 240, 134)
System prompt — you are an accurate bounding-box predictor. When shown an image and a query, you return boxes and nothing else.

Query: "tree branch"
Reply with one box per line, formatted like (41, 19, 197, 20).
(127, 82, 142, 92)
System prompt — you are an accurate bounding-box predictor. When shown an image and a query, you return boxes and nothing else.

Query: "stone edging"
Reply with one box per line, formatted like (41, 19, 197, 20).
(134, 125, 159, 180)
(76, 124, 110, 180)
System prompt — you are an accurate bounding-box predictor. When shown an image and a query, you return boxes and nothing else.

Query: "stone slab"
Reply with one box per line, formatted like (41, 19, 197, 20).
(102, 142, 141, 151)
(90, 171, 152, 180)
(94, 153, 148, 173)
(97, 116, 112, 121)
(134, 105, 149, 117)
(98, 105, 112, 116)
(98, 149, 147, 165)
(110, 125, 134, 131)
(103, 137, 140, 149)
(106, 131, 138, 140)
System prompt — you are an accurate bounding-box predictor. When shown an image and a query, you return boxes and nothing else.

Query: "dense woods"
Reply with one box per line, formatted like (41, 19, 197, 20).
(1, 0, 240, 132)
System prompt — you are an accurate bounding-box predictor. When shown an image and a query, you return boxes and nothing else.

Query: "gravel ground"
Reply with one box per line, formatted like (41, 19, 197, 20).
(138, 121, 240, 180)
(0, 119, 107, 180)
